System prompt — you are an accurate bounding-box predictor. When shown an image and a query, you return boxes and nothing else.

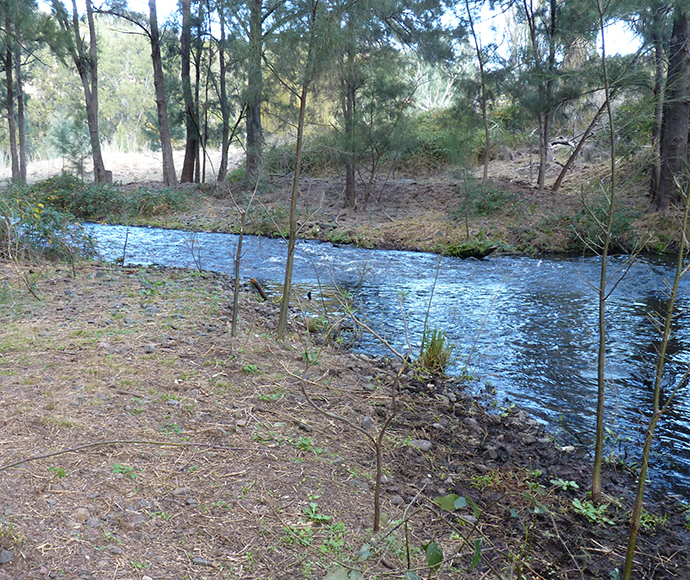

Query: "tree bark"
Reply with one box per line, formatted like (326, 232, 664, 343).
(649, 11, 667, 200)
(655, 7, 690, 211)
(15, 44, 26, 183)
(217, 10, 230, 182)
(149, 0, 177, 186)
(4, 42, 19, 182)
(83, 0, 107, 183)
(180, 0, 197, 183)
(245, 0, 264, 176)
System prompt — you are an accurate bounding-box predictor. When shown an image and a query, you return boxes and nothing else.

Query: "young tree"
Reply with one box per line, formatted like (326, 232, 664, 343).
(275, 0, 338, 337)
(52, 0, 109, 183)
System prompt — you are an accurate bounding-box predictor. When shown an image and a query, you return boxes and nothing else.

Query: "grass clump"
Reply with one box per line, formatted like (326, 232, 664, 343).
(416, 329, 455, 376)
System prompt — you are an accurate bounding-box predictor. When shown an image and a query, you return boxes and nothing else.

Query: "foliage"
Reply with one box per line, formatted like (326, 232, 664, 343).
(0, 183, 94, 261)
(572, 498, 615, 525)
(451, 180, 520, 218)
(398, 108, 480, 173)
(571, 201, 641, 253)
(29, 174, 189, 222)
(416, 328, 454, 375)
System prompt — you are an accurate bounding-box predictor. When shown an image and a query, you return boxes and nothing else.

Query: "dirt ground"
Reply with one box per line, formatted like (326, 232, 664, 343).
(0, 261, 689, 580)
(1, 151, 688, 579)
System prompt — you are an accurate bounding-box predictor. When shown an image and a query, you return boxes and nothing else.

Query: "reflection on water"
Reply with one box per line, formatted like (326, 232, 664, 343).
(85, 223, 690, 500)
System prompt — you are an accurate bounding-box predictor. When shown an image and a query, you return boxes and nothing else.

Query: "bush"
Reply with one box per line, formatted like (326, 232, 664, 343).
(451, 180, 520, 218)
(570, 201, 641, 253)
(398, 108, 482, 174)
(29, 174, 189, 221)
(263, 134, 339, 176)
(0, 185, 94, 261)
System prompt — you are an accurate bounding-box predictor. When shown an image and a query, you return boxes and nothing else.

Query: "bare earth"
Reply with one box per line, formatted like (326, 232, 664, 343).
(1, 152, 688, 580)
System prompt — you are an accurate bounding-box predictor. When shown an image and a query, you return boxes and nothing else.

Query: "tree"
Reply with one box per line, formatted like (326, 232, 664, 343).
(149, 0, 177, 185)
(652, 4, 690, 211)
(275, 0, 338, 337)
(179, 0, 198, 183)
(52, 0, 109, 183)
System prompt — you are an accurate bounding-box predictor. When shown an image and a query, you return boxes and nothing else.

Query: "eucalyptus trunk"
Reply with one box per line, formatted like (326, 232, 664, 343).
(245, 0, 264, 176)
(180, 0, 198, 183)
(149, 0, 177, 185)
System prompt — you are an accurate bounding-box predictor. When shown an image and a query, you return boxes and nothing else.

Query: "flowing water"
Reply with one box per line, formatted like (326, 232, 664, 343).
(85, 223, 690, 500)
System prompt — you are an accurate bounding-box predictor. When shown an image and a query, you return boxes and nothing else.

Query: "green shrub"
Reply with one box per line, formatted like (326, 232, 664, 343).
(570, 202, 641, 253)
(0, 186, 94, 261)
(29, 175, 189, 222)
(451, 180, 520, 218)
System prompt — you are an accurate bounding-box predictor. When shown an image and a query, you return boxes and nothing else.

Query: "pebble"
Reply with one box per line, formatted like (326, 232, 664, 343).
(361, 416, 372, 430)
(408, 439, 433, 452)
(173, 487, 191, 496)
(166, 399, 180, 406)
(1, 549, 12, 564)
(192, 557, 214, 567)
(73, 508, 90, 522)
(390, 494, 404, 505)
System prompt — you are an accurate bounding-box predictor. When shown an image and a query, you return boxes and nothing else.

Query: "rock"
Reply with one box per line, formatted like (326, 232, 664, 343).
(192, 557, 214, 567)
(73, 507, 90, 522)
(463, 417, 480, 428)
(390, 494, 404, 506)
(172, 487, 191, 496)
(298, 422, 312, 432)
(484, 447, 499, 460)
(361, 416, 372, 430)
(1, 549, 12, 564)
(558, 445, 576, 454)
(519, 434, 537, 445)
(186, 498, 198, 506)
(86, 517, 101, 528)
(409, 439, 433, 452)
(166, 399, 180, 406)
(144, 344, 157, 354)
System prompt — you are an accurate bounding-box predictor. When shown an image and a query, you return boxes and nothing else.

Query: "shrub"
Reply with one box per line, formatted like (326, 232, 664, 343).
(0, 186, 94, 261)
(29, 175, 189, 222)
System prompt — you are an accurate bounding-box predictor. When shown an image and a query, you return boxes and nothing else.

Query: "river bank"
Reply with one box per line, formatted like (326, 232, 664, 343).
(125, 155, 675, 257)
(0, 260, 688, 579)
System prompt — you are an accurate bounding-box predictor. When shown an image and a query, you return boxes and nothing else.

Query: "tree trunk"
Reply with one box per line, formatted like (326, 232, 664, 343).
(15, 44, 26, 183)
(656, 7, 690, 211)
(649, 13, 667, 200)
(217, 10, 230, 183)
(149, 0, 177, 186)
(84, 0, 107, 183)
(4, 43, 19, 182)
(342, 79, 356, 209)
(180, 0, 197, 183)
(245, 0, 264, 176)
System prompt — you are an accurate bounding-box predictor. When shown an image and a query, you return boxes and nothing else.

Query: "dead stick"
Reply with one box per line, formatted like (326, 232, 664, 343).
(250, 278, 269, 301)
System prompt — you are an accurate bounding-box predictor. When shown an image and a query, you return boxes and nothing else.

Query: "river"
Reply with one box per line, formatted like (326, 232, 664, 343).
(85, 223, 690, 501)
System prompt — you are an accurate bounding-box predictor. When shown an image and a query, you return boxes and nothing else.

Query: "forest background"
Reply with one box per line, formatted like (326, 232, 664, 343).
(0, 0, 684, 218)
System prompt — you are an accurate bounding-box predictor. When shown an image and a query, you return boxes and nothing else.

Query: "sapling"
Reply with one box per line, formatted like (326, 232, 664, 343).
(622, 176, 690, 580)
